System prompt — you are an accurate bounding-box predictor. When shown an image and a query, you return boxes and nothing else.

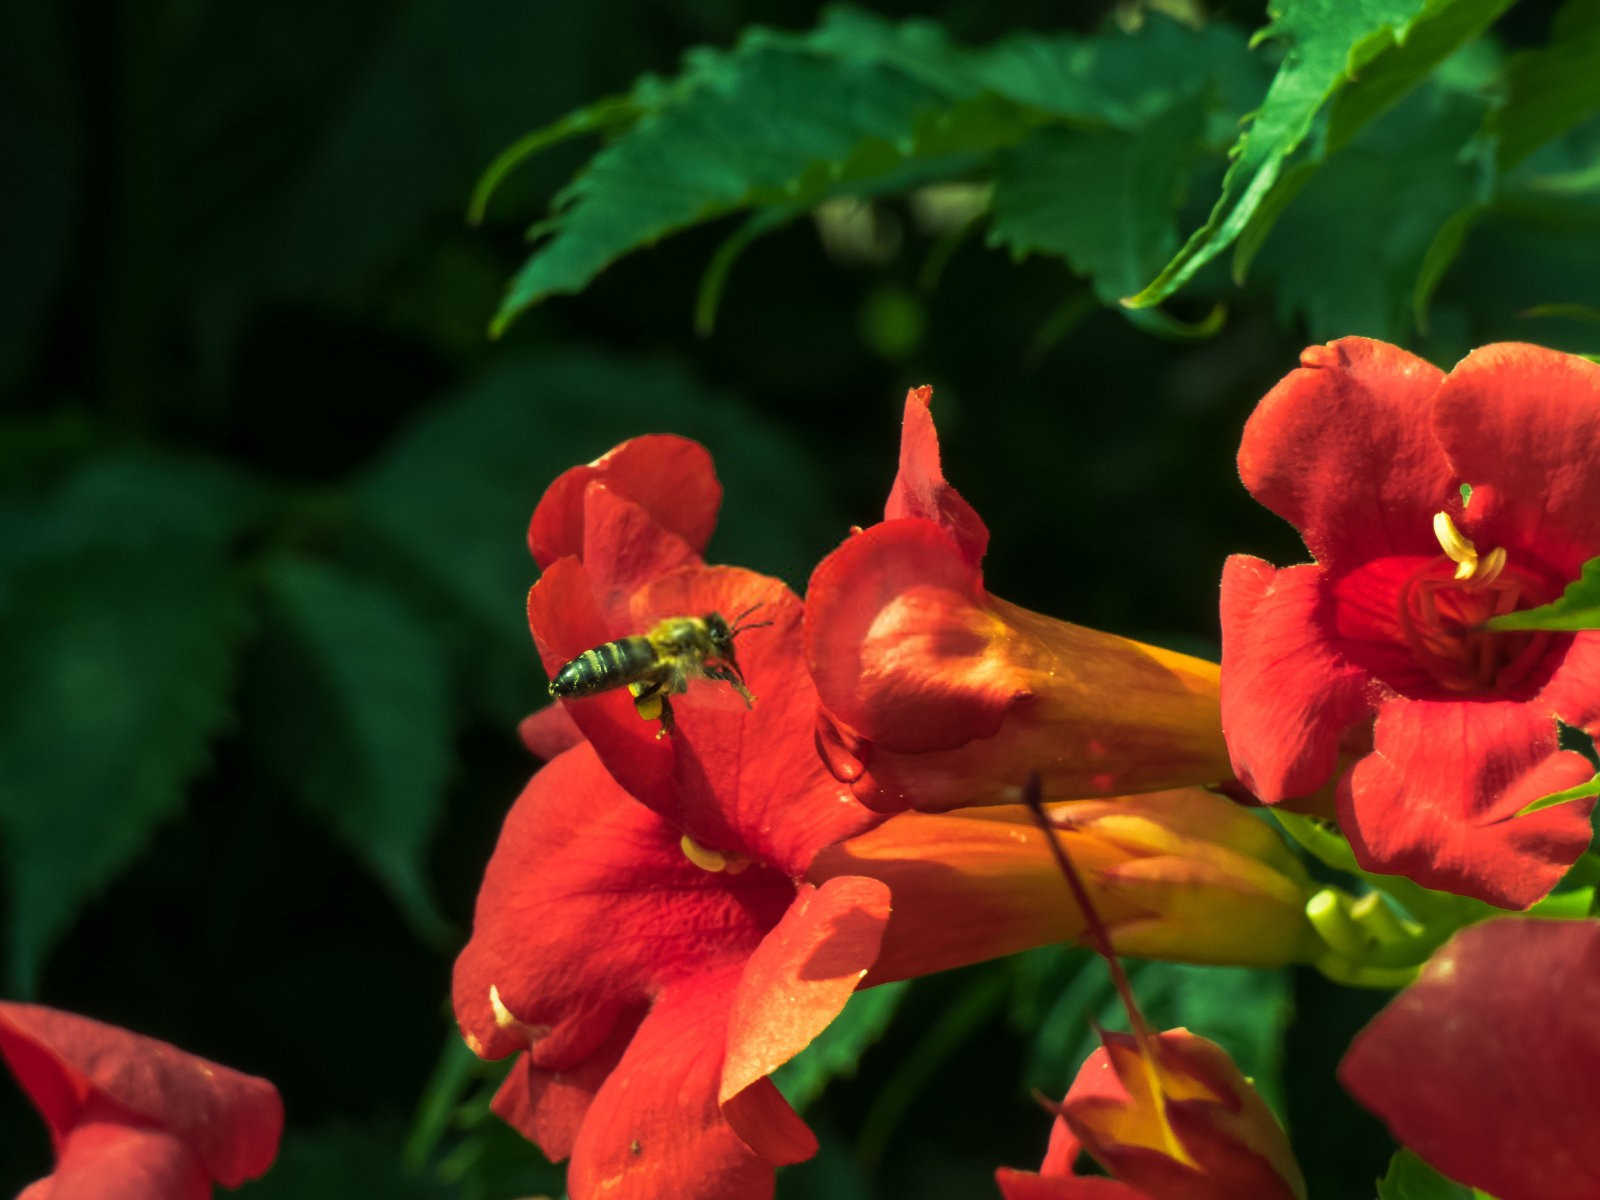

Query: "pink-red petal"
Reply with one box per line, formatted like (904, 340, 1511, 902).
(1433, 343, 1600, 579)
(566, 968, 785, 1200)
(19, 1120, 211, 1200)
(1339, 918, 1600, 1200)
(1220, 556, 1376, 804)
(0, 1003, 282, 1190)
(883, 386, 989, 568)
(491, 1020, 634, 1164)
(579, 483, 702, 626)
(528, 435, 721, 569)
(805, 519, 1017, 752)
(720, 877, 891, 1104)
(1237, 338, 1451, 570)
(451, 744, 793, 1066)
(1341, 697, 1596, 907)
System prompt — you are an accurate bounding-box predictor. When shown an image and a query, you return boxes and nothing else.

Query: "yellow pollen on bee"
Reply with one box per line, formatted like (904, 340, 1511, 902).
(679, 833, 750, 874)
(1432, 511, 1507, 585)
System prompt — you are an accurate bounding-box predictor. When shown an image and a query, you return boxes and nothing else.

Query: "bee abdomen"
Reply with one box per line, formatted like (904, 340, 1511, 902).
(550, 636, 657, 698)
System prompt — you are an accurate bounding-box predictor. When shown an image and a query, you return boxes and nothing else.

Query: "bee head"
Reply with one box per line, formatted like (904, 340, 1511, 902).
(703, 611, 734, 652)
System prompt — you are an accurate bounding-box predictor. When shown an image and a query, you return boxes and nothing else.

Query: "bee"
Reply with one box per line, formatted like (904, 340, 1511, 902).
(548, 605, 773, 736)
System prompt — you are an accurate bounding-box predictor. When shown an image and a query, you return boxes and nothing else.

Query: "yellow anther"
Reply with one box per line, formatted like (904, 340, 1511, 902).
(1433, 511, 1479, 579)
(1477, 545, 1508, 586)
(680, 834, 729, 872)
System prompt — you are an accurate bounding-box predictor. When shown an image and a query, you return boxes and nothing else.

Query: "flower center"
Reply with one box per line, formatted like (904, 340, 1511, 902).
(1396, 512, 1550, 693)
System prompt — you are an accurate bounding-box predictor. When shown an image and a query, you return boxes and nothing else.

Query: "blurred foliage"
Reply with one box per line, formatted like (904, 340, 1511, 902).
(2, 0, 1597, 1197)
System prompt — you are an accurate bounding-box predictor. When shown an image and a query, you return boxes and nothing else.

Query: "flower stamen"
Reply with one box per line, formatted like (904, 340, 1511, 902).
(1432, 511, 1507, 587)
(679, 834, 751, 873)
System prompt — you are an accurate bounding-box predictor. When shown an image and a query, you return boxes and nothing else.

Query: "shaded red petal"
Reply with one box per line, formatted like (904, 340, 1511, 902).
(720, 1078, 818, 1168)
(1341, 696, 1596, 907)
(1339, 918, 1600, 1200)
(517, 703, 583, 760)
(451, 744, 793, 1066)
(19, 1120, 210, 1200)
(721, 877, 891, 1103)
(580, 483, 701, 625)
(1433, 343, 1600, 578)
(883, 386, 989, 567)
(491, 1021, 633, 1163)
(567, 967, 786, 1200)
(528, 435, 720, 569)
(0, 1003, 282, 1189)
(1220, 556, 1375, 804)
(1238, 338, 1450, 570)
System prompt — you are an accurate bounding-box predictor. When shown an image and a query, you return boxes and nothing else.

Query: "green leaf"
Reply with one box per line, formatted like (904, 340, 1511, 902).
(1375, 1148, 1481, 1199)
(350, 350, 843, 721)
(0, 455, 259, 992)
(1018, 955, 1293, 1119)
(236, 1120, 454, 1200)
(248, 557, 452, 945)
(1486, 555, 1600, 631)
(1247, 80, 1492, 340)
(1129, 0, 1509, 308)
(988, 101, 1206, 304)
(483, 11, 1264, 333)
(1517, 772, 1600, 818)
(489, 39, 1033, 333)
(1489, 0, 1600, 169)
(772, 981, 908, 1112)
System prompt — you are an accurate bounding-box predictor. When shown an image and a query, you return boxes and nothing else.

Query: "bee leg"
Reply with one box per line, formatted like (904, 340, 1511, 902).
(704, 663, 756, 709)
(629, 679, 675, 737)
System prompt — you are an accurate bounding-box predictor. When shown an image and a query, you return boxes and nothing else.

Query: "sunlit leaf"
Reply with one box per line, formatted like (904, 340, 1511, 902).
(1248, 81, 1493, 340)
(1130, 0, 1510, 308)
(1486, 555, 1600, 631)
(1375, 1147, 1481, 1199)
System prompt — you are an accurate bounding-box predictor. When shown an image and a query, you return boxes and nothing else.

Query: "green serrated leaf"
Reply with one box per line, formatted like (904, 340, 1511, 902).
(485, 11, 1264, 332)
(1248, 80, 1492, 340)
(1375, 1147, 1480, 1199)
(772, 981, 909, 1112)
(1129, 0, 1508, 308)
(249, 557, 451, 946)
(489, 42, 1019, 332)
(1490, 0, 1600, 169)
(1486, 555, 1600, 631)
(988, 100, 1206, 304)
(0, 455, 258, 993)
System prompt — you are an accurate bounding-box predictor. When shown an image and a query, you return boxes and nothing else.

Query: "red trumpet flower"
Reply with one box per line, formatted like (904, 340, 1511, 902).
(1221, 339, 1600, 907)
(806, 387, 1232, 814)
(0, 1002, 282, 1199)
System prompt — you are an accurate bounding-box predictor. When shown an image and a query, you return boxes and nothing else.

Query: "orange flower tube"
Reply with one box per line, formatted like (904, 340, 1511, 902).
(810, 785, 1319, 984)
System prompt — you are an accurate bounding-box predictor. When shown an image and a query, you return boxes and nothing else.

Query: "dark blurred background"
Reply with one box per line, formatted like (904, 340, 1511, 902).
(3, 1, 1594, 1196)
